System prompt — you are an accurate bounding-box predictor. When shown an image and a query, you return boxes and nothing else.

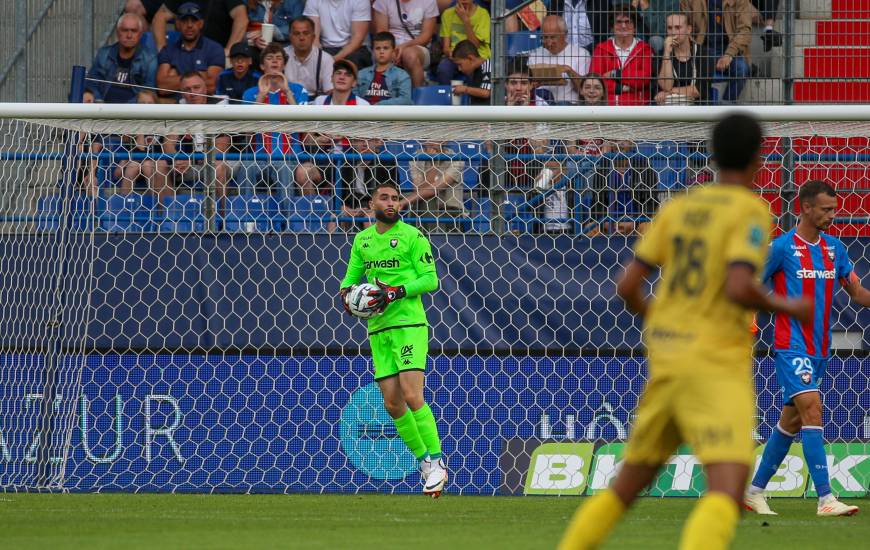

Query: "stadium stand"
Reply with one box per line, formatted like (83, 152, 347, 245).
(4, 0, 860, 237)
(794, 0, 870, 103)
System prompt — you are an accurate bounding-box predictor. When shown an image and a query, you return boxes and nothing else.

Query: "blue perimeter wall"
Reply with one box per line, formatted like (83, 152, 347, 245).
(0, 235, 866, 492)
(0, 234, 867, 351)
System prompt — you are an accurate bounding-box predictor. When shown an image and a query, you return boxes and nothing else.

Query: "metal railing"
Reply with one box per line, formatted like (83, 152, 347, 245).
(490, 0, 870, 106)
(0, 0, 123, 102)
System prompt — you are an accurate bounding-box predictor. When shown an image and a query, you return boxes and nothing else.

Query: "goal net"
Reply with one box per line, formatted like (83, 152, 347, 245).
(0, 104, 867, 495)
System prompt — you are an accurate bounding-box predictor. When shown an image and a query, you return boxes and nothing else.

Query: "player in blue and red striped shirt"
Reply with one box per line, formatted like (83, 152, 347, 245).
(746, 180, 870, 517)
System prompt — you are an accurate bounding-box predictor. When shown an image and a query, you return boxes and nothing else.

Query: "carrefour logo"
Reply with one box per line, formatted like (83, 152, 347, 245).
(796, 269, 836, 279)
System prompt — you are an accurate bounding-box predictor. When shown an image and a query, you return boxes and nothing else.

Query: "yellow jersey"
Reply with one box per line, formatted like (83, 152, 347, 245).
(634, 183, 772, 376)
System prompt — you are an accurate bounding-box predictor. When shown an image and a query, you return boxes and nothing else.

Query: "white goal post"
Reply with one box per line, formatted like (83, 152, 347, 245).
(0, 104, 867, 495)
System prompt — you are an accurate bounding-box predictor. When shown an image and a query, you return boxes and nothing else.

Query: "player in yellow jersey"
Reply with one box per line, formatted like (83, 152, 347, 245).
(558, 114, 813, 550)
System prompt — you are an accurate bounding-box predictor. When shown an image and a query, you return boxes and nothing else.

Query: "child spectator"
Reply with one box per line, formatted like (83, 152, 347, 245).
(579, 73, 608, 106)
(437, 0, 490, 85)
(354, 32, 412, 105)
(241, 42, 308, 103)
(450, 40, 491, 106)
(371, 0, 439, 87)
(217, 42, 262, 102)
(506, 56, 548, 106)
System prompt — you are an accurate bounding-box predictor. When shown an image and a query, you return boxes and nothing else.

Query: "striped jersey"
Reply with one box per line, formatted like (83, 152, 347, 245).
(763, 229, 855, 357)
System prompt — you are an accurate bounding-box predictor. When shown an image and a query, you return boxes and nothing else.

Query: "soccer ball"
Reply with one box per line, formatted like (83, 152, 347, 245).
(345, 283, 381, 319)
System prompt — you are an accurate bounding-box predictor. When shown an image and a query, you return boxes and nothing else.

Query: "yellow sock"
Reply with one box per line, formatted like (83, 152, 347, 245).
(558, 489, 626, 550)
(679, 492, 739, 550)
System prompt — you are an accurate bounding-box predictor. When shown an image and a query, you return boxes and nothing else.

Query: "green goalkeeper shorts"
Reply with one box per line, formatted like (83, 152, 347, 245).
(370, 326, 429, 380)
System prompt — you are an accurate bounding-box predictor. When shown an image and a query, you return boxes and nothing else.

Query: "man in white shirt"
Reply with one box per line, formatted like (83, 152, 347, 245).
(284, 16, 334, 97)
(303, 0, 373, 69)
(528, 15, 591, 104)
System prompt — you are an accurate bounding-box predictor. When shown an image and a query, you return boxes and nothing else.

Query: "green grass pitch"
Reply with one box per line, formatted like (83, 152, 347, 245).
(0, 494, 866, 549)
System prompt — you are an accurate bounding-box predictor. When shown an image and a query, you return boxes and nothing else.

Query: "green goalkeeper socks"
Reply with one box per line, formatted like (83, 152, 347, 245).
(393, 408, 428, 461)
(412, 404, 442, 459)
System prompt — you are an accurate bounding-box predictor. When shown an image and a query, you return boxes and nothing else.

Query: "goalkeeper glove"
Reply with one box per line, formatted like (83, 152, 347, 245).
(339, 285, 356, 315)
(369, 278, 406, 313)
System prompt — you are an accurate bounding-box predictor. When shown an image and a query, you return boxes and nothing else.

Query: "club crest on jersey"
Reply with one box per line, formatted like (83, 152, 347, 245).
(801, 372, 812, 385)
(390, 239, 398, 248)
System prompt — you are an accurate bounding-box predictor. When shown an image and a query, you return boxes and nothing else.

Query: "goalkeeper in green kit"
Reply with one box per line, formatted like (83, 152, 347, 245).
(339, 181, 447, 497)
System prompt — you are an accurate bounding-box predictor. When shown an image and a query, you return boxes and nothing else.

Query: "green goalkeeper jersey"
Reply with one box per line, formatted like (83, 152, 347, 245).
(340, 220, 439, 333)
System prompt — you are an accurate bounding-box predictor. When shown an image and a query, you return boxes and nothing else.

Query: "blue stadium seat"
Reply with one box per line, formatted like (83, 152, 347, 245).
(383, 141, 422, 192)
(465, 197, 492, 233)
(160, 194, 206, 232)
(412, 86, 452, 106)
(383, 140, 421, 155)
(457, 141, 486, 188)
(222, 194, 282, 232)
(100, 193, 156, 232)
(501, 193, 534, 233)
(36, 193, 97, 232)
(286, 195, 331, 232)
(506, 32, 543, 56)
(635, 141, 687, 190)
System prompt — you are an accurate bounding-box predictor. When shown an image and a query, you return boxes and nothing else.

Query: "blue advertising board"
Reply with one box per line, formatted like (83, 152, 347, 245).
(1, 354, 866, 493)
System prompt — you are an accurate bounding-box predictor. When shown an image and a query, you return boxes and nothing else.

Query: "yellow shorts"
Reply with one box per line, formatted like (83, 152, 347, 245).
(623, 373, 755, 467)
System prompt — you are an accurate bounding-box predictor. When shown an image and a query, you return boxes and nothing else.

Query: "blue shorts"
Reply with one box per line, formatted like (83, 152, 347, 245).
(774, 351, 828, 406)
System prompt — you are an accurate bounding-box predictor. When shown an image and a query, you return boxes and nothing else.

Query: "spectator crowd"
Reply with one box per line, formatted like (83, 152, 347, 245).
(81, 0, 778, 234)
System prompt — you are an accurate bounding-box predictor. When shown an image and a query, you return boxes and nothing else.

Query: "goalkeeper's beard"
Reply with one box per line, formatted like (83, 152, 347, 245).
(374, 208, 400, 225)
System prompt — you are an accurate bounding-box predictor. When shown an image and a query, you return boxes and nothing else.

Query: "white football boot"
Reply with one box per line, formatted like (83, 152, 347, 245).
(422, 457, 448, 498)
(744, 490, 778, 515)
(419, 456, 432, 482)
(817, 495, 860, 517)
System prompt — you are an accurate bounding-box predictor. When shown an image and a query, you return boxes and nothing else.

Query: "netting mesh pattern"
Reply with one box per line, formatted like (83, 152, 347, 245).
(0, 116, 867, 494)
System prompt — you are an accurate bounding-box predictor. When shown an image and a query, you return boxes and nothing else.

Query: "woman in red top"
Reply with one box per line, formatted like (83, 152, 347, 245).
(589, 7, 653, 106)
